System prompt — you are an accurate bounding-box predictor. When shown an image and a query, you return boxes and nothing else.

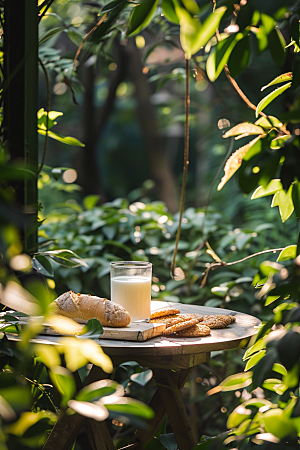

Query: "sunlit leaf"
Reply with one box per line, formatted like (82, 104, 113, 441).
(35, 343, 61, 368)
(68, 400, 109, 421)
(38, 128, 85, 147)
(207, 33, 240, 81)
(277, 184, 294, 222)
(277, 245, 297, 262)
(217, 135, 264, 190)
(130, 369, 153, 386)
(256, 82, 292, 117)
(245, 350, 266, 371)
(261, 73, 293, 91)
(261, 409, 298, 439)
(46, 315, 82, 336)
(1, 281, 40, 315)
(243, 338, 266, 360)
(251, 179, 282, 199)
(270, 134, 292, 149)
(103, 397, 154, 419)
(227, 405, 252, 429)
(83, 195, 100, 210)
(262, 378, 287, 395)
(7, 411, 57, 436)
(74, 339, 113, 374)
(218, 372, 253, 391)
(39, 250, 88, 268)
(222, 123, 265, 139)
(76, 380, 121, 402)
(179, 6, 226, 59)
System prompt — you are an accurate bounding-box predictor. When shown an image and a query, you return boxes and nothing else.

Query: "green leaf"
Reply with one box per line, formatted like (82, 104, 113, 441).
(183, 6, 227, 58)
(39, 26, 65, 45)
(272, 363, 287, 377)
(227, 34, 250, 78)
(49, 366, 76, 408)
(76, 319, 103, 340)
(219, 372, 253, 391)
(32, 255, 54, 277)
(261, 73, 293, 91)
(292, 179, 300, 219)
(127, 0, 159, 36)
(211, 286, 228, 297)
(161, 0, 179, 24)
(251, 179, 282, 199)
(262, 378, 287, 395)
(264, 295, 280, 306)
(158, 433, 178, 450)
(40, 250, 89, 268)
(256, 82, 292, 117)
(261, 409, 298, 439)
(244, 338, 266, 360)
(207, 33, 240, 81)
(37, 108, 63, 129)
(84, 195, 100, 210)
(104, 397, 154, 420)
(38, 128, 85, 147)
(245, 350, 266, 371)
(270, 134, 292, 149)
(277, 184, 294, 222)
(277, 245, 297, 262)
(268, 28, 286, 66)
(76, 380, 120, 402)
(102, 0, 126, 13)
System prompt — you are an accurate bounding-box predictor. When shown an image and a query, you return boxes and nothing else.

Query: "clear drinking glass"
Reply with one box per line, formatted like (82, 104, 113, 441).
(110, 261, 152, 321)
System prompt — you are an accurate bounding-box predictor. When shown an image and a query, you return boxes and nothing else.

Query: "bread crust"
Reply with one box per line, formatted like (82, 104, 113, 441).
(54, 291, 131, 327)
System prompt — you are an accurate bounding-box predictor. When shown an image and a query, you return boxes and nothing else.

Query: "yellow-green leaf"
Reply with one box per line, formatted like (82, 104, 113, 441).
(222, 123, 265, 139)
(217, 135, 264, 190)
(277, 244, 297, 261)
(251, 179, 283, 199)
(261, 73, 293, 91)
(256, 82, 292, 117)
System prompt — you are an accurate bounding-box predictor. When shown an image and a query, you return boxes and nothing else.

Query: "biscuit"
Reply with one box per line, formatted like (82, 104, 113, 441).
(163, 318, 200, 336)
(201, 318, 228, 329)
(177, 323, 211, 337)
(150, 308, 180, 319)
(150, 315, 187, 326)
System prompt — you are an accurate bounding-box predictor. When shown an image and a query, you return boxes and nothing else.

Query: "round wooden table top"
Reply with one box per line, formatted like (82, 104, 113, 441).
(28, 301, 261, 358)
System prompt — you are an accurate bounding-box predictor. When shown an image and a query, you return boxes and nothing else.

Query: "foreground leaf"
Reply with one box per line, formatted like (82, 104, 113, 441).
(222, 123, 265, 139)
(261, 73, 293, 91)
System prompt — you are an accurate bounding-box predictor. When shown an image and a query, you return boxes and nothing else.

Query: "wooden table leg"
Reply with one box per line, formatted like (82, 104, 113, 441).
(42, 365, 114, 450)
(127, 368, 193, 450)
(153, 368, 197, 450)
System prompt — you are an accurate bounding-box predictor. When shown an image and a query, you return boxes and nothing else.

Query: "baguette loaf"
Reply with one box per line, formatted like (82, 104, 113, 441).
(53, 291, 131, 327)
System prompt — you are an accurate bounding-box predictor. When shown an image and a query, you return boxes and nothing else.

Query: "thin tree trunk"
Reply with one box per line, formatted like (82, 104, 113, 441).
(126, 40, 179, 213)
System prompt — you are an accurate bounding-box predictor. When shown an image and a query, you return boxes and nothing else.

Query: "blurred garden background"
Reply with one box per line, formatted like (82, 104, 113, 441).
(2, 0, 300, 449)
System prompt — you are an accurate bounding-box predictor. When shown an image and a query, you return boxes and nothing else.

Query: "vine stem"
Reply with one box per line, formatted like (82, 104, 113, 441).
(201, 247, 284, 287)
(171, 57, 190, 277)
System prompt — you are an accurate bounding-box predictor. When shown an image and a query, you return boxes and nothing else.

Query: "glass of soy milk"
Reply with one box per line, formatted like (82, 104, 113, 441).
(110, 261, 152, 322)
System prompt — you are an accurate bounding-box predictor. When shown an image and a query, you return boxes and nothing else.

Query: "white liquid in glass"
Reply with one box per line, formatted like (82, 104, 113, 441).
(111, 276, 151, 321)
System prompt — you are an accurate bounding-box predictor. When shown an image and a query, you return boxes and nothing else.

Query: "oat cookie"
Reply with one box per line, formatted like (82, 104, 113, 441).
(150, 308, 180, 319)
(201, 317, 228, 329)
(150, 315, 187, 326)
(163, 318, 200, 336)
(177, 323, 211, 337)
